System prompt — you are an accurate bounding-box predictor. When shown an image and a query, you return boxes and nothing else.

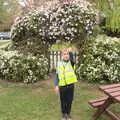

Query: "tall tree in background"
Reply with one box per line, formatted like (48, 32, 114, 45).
(0, 0, 19, 24)
(19, 0, 47, 12)
(0, 0, 72, 25)
(0, 0, 21, 31)
(93, 0, 120, 36)
(19, 0, 74, 12)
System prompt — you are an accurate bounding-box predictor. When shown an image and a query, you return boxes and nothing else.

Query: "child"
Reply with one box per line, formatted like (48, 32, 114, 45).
(54, 48, 77, 120)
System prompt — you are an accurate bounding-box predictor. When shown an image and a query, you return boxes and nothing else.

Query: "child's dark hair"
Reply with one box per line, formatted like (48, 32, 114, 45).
(51, 68, 56, 73)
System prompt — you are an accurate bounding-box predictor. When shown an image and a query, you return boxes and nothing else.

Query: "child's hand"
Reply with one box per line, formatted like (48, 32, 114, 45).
(68, 47, 72, 52)
(54, 86, 59, 94)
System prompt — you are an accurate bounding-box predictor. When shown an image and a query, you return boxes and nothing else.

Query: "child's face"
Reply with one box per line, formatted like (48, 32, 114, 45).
(61, 52, 70, 61)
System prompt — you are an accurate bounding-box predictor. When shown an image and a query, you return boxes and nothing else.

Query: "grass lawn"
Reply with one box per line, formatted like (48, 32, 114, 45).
(0, 40, 10, 49)
(0, 80, 120, 120)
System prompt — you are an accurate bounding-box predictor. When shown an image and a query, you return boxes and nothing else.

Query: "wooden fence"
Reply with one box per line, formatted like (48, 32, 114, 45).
(48, 51, 61, 71)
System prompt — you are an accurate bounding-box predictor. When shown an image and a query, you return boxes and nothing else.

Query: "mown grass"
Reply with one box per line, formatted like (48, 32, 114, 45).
(0, 80, 120, 120)
(0, 40, 10, 48)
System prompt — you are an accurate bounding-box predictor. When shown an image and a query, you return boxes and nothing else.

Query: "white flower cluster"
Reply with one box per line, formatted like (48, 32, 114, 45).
(48, 3, 97, 42)
(0, 50, 48, 83)
(11, 1, 97, 45)
(77, 35, 120, 84)
(11, 10, 49, 43)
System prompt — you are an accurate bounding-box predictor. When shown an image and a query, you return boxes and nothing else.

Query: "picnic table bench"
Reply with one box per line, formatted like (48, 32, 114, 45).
(88, 83, 120, 120)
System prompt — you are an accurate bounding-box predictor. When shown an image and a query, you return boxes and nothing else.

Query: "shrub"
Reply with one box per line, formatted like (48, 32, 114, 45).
(48, 2, 97, 43)
(76, 35, 120, 84)
(0, 50, 48, 83)
(11, 1, 97, 46)
(10, 38, 49, 56)
(11, 10, 49, 43)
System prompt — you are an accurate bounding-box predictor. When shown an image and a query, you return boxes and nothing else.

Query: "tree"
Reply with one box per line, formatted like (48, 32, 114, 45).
(0, 0, 8, 24)
(19, 0, 54, 10)
(19, 0, 74, 12)
(0, 0, 20, 24)
(92, 0, 120, 36)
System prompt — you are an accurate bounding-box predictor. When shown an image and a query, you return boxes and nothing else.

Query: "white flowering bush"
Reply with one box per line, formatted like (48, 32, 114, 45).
(11, 10, 50, 43)
(10, 38, 49, 56)
(48, 2, 97, 43)
(11, 1, 97, 45)
(0, 50, 48, 83)
(76, 35, 120, 84)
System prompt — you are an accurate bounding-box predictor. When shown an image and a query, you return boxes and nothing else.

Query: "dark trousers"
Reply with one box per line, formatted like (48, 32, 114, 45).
(59, 84, 74, 115)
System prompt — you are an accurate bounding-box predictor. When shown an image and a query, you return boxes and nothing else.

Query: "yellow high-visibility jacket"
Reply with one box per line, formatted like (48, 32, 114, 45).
(57, 61, 78, 86)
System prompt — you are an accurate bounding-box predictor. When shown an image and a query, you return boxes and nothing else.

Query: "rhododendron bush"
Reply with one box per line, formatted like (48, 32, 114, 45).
(0, 50, 48, 83)
(11, 0, 97, 46)
(76, 35, 120, 84)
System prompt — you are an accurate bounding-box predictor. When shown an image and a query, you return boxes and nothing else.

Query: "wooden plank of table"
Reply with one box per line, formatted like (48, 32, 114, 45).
(89, 96, 108, 103)
(110, 91, 120, 97)
(93, 97, 113, 120)
(104, 87, 120, 93)
(91, 101, 106, 108)
(99, 84, 120, 90)
(89, 96, 109, 108)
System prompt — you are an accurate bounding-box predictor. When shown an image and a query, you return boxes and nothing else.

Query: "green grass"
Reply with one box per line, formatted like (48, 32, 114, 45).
(0, 80, 119, 120)
(0, 40, 10, 49)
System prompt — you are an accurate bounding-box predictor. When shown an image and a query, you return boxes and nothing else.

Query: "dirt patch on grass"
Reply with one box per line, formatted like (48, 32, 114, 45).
(0, 87, 11, 93)
(30, 87, 54, 96)
(27, 80, 54, 95)
(30, 87, 45, 95)
(32, 79, 52, 86)
(0, 79, 52, 87)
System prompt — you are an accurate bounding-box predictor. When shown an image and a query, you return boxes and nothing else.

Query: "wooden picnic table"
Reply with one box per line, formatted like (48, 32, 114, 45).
(93, 83, 120, 120)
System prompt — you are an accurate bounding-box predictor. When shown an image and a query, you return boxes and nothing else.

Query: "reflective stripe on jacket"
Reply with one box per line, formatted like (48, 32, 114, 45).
(57, 61, 78, 86)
